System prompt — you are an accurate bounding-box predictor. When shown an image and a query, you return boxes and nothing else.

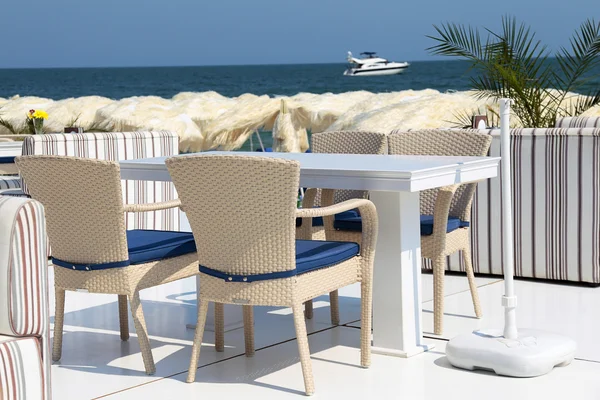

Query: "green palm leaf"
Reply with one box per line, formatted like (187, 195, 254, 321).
(428, 16, 600, 127)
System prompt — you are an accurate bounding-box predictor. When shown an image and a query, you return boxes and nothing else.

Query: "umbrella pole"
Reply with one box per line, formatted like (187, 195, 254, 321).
(500, 99, 518, 340)
(444, 98, 576, 377)
(255, 130, 265, 152)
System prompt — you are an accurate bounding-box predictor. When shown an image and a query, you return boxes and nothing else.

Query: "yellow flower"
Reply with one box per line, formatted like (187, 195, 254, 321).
(32, 110, 48, 120)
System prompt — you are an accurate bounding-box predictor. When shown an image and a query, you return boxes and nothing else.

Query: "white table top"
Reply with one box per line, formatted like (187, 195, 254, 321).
(120, 151, 500, 192)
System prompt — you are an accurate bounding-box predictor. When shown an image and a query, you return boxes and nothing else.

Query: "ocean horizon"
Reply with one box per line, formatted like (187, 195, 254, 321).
(0, 61, 480, 100)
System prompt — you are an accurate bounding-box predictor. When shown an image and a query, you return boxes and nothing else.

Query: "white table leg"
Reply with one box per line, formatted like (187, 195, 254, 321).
(369, 191, 433, 357)
(180, 211, 244, 332)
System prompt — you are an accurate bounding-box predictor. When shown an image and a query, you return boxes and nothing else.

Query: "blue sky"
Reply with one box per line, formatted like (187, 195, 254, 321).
(1, 0, 598, 68)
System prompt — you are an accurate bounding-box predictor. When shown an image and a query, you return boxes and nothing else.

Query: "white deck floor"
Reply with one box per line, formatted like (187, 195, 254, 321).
(48, 266, 600, 399)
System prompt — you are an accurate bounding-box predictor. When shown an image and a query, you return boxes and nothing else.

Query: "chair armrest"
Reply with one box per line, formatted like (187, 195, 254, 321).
(123, 198, 182, 213)
(296, 197, 378, 261)
(296, 198, 371, 219)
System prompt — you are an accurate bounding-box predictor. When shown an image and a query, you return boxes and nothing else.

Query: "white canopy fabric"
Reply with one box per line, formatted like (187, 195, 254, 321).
(327, 90, 492, 132)
(4, 89, 593, 149)
(204, 95, 280, 150)
(272, 99, 309, 153)
(45, 96, 114, 132)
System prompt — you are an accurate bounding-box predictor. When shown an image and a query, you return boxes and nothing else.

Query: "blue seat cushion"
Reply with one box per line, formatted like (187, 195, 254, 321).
(332, 209, 362, 231)
(419, 215, 469, 235)
(333, 212, 469, 235)
(0, 156, 16, 164)
(199, 239, 359, 282)
(52, 230, 197, 271)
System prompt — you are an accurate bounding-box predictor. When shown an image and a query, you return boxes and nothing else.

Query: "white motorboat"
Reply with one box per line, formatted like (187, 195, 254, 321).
(344, 51, 409, 76)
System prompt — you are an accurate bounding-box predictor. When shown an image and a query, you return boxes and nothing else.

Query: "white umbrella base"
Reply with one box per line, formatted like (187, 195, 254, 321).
(446, 328, 576, 377)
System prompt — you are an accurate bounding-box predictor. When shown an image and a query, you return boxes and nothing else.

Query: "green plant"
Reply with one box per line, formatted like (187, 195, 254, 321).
(428, 16, 600, 128)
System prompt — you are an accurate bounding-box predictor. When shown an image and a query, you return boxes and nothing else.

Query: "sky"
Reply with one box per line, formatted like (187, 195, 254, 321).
(0, 0, 598, 68)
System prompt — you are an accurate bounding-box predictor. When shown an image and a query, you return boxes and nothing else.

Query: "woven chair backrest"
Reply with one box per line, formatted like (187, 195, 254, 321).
(167, 154, 299, 276)
(16, 156, 129, 265)
(388, 129, 492, 219)
(311, 131, 387, 203)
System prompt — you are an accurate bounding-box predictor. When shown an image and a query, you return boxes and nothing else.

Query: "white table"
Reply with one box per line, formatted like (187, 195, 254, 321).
(120, 151, 499, 357)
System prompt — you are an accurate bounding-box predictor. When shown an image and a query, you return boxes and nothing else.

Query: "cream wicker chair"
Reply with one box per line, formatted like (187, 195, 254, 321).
(300, 131, 387, 322)
(388, 129, 492, 335)
(166, 154, 378, 396)
(15, 156, 202, 375)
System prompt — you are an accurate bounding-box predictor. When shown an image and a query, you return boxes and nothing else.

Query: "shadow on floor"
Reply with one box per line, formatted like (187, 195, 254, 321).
(51, 293, 362, 380)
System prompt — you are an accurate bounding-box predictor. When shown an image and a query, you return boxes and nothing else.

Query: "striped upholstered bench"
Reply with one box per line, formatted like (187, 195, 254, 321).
(438, 127, 600, 284)
(6, 131, 181, 231)
(555, 116, 600, 128)
(0, 196, 51, 400)
(389, 126, 600, 284)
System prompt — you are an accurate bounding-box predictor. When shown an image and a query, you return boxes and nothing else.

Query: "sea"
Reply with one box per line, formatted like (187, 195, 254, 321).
(0, 61, 478, 100)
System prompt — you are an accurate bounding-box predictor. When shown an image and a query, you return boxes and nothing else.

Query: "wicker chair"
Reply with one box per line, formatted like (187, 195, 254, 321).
(387, 129, 492, 335)
(15, 156, 203, 375)
(299, 131, 387, 322)
(166, 154, 378, 396)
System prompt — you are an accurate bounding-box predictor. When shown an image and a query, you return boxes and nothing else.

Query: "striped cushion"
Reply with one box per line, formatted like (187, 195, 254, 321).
(0, 197, 49, 337)
(555, 116, 600, 128)
(0, 197, 50, 400)
(0, 177, 21, 191)
(0, 336, 46, 400)
(429, 127, 600, 284)
(20, 131, 180, 231)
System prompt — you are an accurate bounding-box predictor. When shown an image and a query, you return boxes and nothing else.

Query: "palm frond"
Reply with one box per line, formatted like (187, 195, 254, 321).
(427, 23, 486, 62)
(553, 19, 600, 105)
(428, 15, 600, 128)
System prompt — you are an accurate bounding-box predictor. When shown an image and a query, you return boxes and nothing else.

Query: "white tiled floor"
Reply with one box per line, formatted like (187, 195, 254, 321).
(48, 266, 600, 399)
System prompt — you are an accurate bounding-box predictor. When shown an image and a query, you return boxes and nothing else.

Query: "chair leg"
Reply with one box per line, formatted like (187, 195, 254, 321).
(214, 302, 225, 352)
(52, 288, 66, 362)
(187, 299, 209, 383)
(463, 249, 482, 318)
(118, 295, 129, 341)
(433, 256, 446, 336)
(243, 305, 255, 357)
(304, 300, 313, 319)
(129, 292, 156, 375)
(329, 290, 340, 325)
(292, 302, 315, 396)
(360, 276, 373, 368)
